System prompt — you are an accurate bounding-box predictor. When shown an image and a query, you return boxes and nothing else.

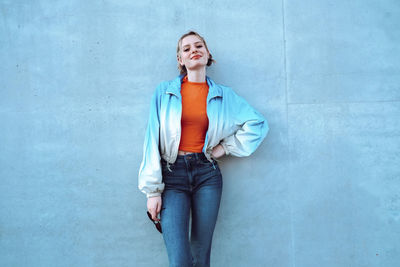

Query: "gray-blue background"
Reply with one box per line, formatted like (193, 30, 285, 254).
(1, 1, 399, 266)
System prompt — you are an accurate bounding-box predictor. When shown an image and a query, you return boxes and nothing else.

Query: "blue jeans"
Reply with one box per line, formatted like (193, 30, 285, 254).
(160, 153, 223, 267)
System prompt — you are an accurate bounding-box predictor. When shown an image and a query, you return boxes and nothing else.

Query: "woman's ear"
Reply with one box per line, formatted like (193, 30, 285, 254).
(177, 55, 183, 66)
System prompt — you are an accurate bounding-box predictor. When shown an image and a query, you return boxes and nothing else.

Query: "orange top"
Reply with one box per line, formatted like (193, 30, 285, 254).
(178, 75, 209, 152)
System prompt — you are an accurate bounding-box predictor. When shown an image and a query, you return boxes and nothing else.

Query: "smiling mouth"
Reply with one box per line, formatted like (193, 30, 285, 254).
(192, 55, 201, 59)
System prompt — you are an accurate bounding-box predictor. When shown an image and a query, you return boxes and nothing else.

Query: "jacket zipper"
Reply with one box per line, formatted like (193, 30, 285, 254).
(172, 96, 182, 163)
(203, 95, 219, 160)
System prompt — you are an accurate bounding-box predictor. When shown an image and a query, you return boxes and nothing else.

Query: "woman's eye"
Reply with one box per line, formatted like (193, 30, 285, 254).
(183, 45, 202, 52)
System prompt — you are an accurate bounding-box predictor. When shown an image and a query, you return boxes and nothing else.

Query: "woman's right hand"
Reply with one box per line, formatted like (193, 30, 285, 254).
(211, 144, 225, 159)
(147, 196, 162, 221)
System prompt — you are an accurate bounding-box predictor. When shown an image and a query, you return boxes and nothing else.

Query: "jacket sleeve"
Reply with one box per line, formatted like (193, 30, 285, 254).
(219, 88, 269, 157)
(138, 86, 164, 198)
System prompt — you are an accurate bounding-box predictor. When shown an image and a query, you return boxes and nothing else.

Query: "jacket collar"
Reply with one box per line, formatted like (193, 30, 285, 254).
(166, 74, 223, 100)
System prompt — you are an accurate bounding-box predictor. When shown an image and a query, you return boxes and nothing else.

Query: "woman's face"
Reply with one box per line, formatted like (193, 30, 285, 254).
(178, 35, 210, 72)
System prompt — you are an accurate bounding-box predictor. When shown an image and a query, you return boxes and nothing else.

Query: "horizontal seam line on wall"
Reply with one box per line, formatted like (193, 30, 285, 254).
(287, 99, 400, 105)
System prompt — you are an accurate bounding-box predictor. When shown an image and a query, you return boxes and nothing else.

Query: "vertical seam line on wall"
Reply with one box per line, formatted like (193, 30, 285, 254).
(281, 0, 296, 267)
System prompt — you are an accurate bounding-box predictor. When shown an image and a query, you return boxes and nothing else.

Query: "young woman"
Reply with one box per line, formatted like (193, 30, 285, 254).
(138, 31, 269, 267)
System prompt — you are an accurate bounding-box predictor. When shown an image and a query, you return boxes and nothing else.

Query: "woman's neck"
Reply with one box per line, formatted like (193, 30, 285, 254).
(186, 69, 206, 83)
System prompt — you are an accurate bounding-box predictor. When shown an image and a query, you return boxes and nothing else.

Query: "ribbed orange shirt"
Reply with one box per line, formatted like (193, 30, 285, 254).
(178, 75, 209, 152)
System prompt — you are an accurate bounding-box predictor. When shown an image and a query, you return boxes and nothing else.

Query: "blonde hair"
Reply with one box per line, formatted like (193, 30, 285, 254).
(176, 31, 216, 75)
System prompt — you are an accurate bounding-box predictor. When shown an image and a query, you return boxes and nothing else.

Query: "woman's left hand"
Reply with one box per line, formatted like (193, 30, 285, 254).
(211, 144, 225, 159)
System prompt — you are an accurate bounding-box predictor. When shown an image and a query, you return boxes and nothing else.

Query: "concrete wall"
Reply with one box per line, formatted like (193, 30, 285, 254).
(1, 0, 399, 266)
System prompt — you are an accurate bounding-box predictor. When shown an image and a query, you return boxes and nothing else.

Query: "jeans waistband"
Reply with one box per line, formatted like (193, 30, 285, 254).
(162, 152, 216, 172)
(176, 152, 207, 161)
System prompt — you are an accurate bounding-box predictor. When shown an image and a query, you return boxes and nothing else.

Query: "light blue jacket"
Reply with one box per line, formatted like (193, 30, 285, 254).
(138, 75, 269, 198)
